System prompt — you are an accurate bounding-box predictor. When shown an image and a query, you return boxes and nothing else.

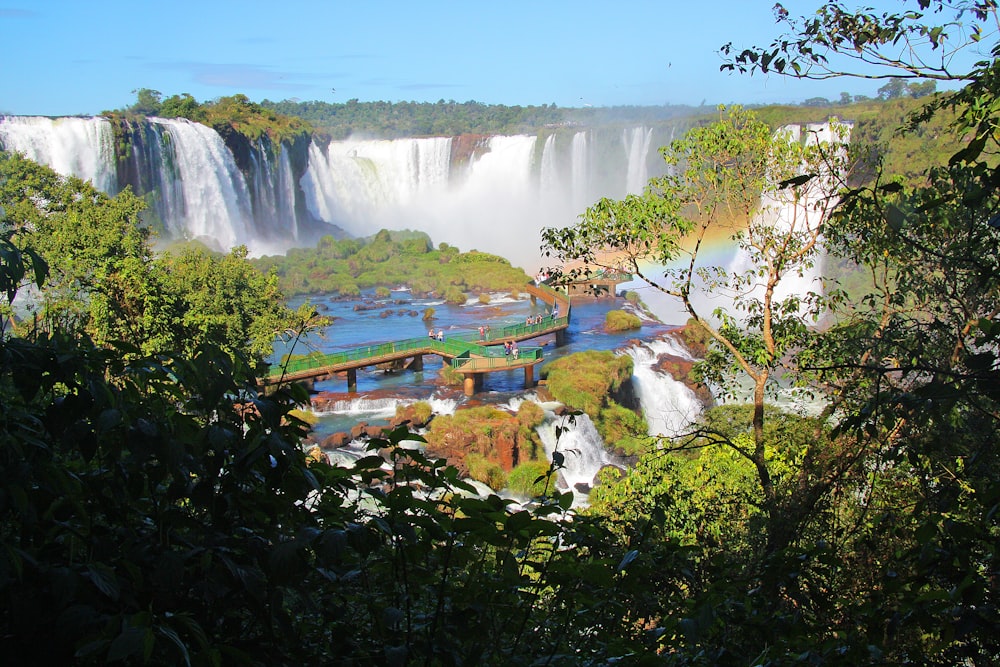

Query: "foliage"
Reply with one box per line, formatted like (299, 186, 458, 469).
(1, 153, 312, 373)
(424, 405, 542, 474)
(464, 452, 508, 490)
(505, 460, 553, 498)
(543, 350, 633, 417)
(395, 400, 433, 427)
(259, 97, 705, 139)
(115, 89, 313, 147)
(604, 309, 642, 332)
(596, 403, 649, 455)
(253, 230, 532, 299)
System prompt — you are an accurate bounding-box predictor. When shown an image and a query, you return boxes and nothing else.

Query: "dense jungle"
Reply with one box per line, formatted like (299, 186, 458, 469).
(2, 1, 999, 665)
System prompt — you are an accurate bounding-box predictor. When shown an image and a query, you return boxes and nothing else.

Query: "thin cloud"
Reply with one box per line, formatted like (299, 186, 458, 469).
(154, 61, 311, 91)
(398, 83, 466, 92)
(0, 8, 36, 18)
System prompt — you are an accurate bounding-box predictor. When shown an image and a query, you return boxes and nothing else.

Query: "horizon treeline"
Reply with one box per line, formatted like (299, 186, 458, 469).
(109, 85, 932, 141)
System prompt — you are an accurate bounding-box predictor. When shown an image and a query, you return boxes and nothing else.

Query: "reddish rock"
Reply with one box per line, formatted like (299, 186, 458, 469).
(322, 432, 352, 449)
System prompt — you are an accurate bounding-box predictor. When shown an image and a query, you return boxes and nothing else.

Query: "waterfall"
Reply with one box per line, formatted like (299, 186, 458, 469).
(623, 126, 653, 194)
(727, 120, 852, 309)
(623, 338, 703, 438)
(146, 118, 253, 250)
(0, 116, 117, 192)
(537, 412, 613, 505)
(570, 131, 590, 213)
(0, 114, 679, 268)
(301, 136, 453, 232)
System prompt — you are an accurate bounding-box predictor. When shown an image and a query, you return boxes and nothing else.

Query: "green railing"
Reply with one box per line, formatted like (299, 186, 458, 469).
(266, 280, 572, 381)
(451, 346, 543, 369)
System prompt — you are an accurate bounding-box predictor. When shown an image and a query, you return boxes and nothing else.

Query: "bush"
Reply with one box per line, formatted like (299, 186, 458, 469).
(544, 351, 634, 417)
(440, 362, 463, 385)
(443, 286, 468, 304)
(478, 293, 491, 304)
(422, 307, 436, 320)
(465, 453, 508, 490)
(605, 309, 641, 332)
(597, 403, 648, 451)
(506, 460, 553, 498)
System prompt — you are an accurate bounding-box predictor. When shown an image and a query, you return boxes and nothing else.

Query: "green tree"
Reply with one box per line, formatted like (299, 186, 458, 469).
(129, 87, 163, 115)
(709, 1, 1000, 661)
(543, 106, 850, 555)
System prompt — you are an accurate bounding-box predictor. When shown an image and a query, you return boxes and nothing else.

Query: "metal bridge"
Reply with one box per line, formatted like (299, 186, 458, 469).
(263, 282, 571, 396)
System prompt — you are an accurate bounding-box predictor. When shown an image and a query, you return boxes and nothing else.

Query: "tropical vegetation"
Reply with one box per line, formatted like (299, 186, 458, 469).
(252, 228, 533, 298)
(2, 1, 1000, 665)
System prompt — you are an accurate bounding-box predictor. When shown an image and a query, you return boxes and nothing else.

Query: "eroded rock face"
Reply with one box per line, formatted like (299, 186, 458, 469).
(423, 406, 538, 476)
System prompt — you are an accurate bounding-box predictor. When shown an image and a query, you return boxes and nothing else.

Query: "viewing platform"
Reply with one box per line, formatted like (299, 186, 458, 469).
(563, 269, 633, 299)
(262, 282, 571, 396)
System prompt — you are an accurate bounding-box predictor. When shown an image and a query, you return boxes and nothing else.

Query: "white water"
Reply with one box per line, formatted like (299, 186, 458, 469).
(726, 120, 851, 311)
(148, 118, 254, 250)
(314, 394, 459, 419)
(0, 116, 117, 192)
(0, 115, 670, 269)
(624, 337, 704, 438)
(537, 412, 613, 505)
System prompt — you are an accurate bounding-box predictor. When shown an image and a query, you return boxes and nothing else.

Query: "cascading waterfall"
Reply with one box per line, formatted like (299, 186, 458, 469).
(0, 116, 117, 192)
(537, 412, 613, 504)
(146, 117, 253, 249)
(301, 136, 453, 229)
(623, 126, 654, 194)
(0, 114, 677, 267)
(727, 120, 852, 308)
(624, 338, 704, 438)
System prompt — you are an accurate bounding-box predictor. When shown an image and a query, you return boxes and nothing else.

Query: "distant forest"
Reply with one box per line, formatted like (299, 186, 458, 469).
(114, 81, 941, 142)
(108, 85, 958, 185)
(258, 98, 706, 138)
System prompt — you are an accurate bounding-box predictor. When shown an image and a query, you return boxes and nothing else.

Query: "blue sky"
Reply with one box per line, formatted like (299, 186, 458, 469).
(0, 0, 974, 116)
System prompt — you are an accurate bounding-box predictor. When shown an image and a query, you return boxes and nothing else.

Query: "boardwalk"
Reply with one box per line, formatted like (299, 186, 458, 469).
(263, 282, 571, 396)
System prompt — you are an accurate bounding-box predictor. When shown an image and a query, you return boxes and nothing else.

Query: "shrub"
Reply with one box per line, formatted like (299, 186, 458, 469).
(440, 362, 463, 385)
(339, 282, 361, 297)
(422, 307, 436, 320)
(544, 351, 633, 417)
(517, 400, 545, 429)
(443, 286, 467, 304)
(478, 293, 491, 304)
(597, 403, 647, 450)
(506, 460, 553, 498)
(465, 453, 508, 491)
(375, 286, 391, 298)
(605, 309, 641, 332)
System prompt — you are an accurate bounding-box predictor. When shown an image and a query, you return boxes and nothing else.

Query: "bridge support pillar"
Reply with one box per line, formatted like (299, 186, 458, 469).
(555, 328, 567, 347)
(411, 354, 423, 371)
(347, 368, 357, 393)
(463, 373, 476, 396)
(523, 365, 535, 389)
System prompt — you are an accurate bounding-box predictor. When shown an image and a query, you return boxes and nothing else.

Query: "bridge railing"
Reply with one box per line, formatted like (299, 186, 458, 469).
(267, 282, 572, 380)
(269, 334, 495, 379)
(451, 346, 543, 369)
(272, 337, 430, 378)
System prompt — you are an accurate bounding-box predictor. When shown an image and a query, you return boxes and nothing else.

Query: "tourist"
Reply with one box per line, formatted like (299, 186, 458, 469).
(437, 330, 444, 342)
(512, 342, 519, 360)
(428, 329, 434, 339)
